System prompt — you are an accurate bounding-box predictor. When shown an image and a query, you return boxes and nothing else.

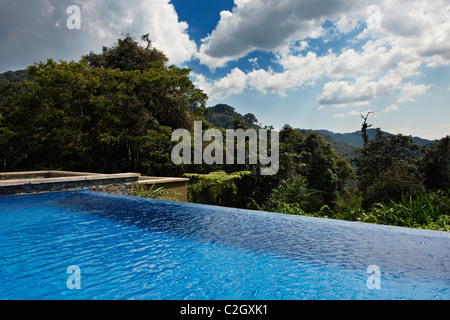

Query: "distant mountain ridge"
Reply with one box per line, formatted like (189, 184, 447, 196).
(204, 102, 434, 158)
(0, 69, 27, 82)
(300, 128, 433, 149)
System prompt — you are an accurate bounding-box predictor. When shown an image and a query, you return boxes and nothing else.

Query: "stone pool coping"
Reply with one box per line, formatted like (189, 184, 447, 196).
(0, 170, 189, 201)
(0, 171, 140, 187)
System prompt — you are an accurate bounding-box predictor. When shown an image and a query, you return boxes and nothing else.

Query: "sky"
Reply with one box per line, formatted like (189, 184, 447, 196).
(1, 0, 449, 139)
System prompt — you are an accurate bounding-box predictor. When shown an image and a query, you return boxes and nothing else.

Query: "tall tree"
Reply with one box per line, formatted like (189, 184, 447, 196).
(83, 34, 168, 71)
(420, 136, 450, 191)
(355, 129, 422, 206)
(360, 112, 374, 148)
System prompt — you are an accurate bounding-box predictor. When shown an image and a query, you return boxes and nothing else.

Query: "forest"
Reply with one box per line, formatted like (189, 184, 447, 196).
(0, 34, 448, 231)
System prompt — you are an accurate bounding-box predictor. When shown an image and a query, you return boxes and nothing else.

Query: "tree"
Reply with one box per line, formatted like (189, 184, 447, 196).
(264, 176, 327, 214)
(364, 160, 425, 205)
(233, 117, 247, 129)
(206, 104, 260, 129)
(274, 125, 354, 210)
(83, 34, 168, 71)
(360, 112, 374, 148)
(243, 113, 259, 128)
(0, 35, 207, 175)
(420, 136, 450, 191)
(355, 129, 422, 206)
(0, 81, 25, 171)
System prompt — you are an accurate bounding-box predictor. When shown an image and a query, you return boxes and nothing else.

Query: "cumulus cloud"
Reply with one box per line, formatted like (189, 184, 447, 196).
(317, 71, 403, 106)
(397, 83, 431, 103)
(0, 0, 197, 71)
(193, 0, 450, 109)
(194, 51, 332, 99)
(332, 109, 374, 118)
(78, 0, 197, 64)
(196, 0, 362, 68)
(383, 104, 399, 113)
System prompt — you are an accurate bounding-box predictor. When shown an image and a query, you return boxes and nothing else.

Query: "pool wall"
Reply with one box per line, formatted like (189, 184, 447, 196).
(0, 171, 189, 201)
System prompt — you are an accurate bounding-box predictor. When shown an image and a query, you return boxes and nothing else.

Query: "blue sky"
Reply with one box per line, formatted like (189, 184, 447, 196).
(1, 0, 449, 139)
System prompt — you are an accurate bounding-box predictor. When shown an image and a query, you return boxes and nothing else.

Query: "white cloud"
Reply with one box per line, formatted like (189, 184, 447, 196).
(194, 51, 332, 99)
(332, 109, 374, 119)
(192, 68, 248, 100)
(346, 110, 365, 117)
(248, 57, 259, 68)
(335, 14, 359, 34)
(383, 104, 399, 113)
(0, 0, 197, 71)
(195, 0, 450, 106)
(318, 71, 403, 106)
(397, 83, 431, 103)
(196, 0, 362, 68)
(75, 0, 197, 64)
(381, 0, 450, 63)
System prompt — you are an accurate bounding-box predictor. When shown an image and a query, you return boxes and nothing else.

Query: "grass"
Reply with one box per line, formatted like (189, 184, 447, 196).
(133, 184, 182, 202)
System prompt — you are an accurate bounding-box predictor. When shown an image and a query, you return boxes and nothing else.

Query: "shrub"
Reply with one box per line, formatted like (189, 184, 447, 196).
(363, 160, 424, 207)
(264, 176, 327, 214)
(183, 170, 252, 206)
(361, 191, 449, 231)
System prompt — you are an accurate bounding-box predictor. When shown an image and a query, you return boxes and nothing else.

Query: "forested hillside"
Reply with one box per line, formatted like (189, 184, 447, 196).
(206, 104, 260, 129)
(0, 70, 27, 83)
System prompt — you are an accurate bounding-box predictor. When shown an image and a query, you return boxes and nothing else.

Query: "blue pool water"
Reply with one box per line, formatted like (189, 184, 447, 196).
(0, 191, 448, 300)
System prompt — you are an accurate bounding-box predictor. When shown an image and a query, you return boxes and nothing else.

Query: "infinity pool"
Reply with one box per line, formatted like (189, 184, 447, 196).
(0, 191, 448, 300)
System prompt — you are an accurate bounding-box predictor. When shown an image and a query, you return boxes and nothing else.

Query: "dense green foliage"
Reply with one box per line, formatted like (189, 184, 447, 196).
(183, 171, 252, 206)
(328, 191, 450, 232)
(285, 132, 449, 231)
(420, 136, 450, 191)
(0, 34, 448, 232)
(206, 104, 260, 129)
(0, 35, 206, 175)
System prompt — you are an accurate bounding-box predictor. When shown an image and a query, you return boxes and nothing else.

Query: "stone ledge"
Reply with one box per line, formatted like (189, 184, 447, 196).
(0, 171, 188, 202)
(0, 172, 140, 187)
(136, 176, 189, 185)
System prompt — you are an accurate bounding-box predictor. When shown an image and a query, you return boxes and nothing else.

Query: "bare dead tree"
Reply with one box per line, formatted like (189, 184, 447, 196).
(361, 112, 374, 148)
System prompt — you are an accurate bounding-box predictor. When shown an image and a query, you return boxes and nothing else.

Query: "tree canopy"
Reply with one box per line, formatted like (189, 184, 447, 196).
(0, 35, 207, 174)
(83, 34, 168, 71)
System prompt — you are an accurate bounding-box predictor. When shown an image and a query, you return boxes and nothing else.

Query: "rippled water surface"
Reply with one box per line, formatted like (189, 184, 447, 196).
(0, 191, 448, 300)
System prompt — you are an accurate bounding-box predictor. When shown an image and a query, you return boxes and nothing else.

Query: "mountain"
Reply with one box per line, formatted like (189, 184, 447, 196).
(206, 104, 260, 129)
(299, 128, 433, 158)
(0, 69, 27, 82)
(299, 129, 359, 158)
(204, 103, 434, 158)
